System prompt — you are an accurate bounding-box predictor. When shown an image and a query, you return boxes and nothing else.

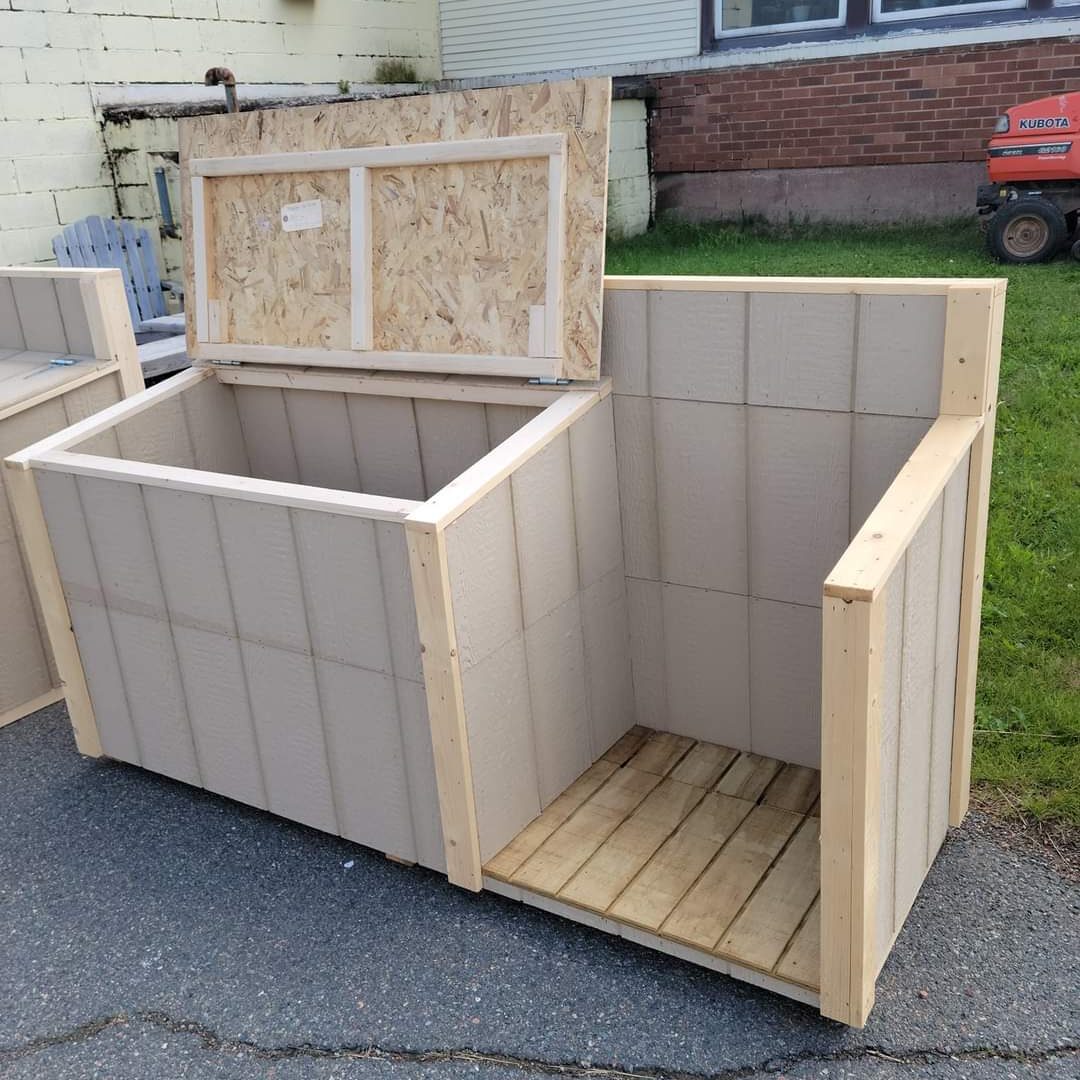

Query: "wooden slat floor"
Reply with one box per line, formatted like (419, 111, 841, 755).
(485, 726, 822, 991)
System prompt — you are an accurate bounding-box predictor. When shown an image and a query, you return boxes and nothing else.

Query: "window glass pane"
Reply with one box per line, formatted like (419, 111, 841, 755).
(721, 0, 842, 29)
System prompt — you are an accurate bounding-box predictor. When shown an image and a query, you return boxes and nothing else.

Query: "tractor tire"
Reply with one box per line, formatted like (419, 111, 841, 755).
(986, 197, 1068, 264)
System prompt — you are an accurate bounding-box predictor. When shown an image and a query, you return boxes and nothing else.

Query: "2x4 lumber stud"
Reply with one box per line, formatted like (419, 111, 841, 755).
(820, 595, 885, 1028)
(949, 285, 1007, 826)
(405, 520, 483, 891)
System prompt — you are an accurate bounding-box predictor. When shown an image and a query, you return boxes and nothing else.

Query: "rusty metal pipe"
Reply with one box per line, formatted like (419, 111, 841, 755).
(204, 67, 238, 113)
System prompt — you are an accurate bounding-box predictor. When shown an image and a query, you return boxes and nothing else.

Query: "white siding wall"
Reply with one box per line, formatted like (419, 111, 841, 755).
(439, 0, 699, 79)
(0, 0, 440, 265)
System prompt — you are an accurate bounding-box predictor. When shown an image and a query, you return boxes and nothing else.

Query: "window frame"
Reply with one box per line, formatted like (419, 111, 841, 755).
(713, 0, 849, 37)
(871, 0, 1026, 23)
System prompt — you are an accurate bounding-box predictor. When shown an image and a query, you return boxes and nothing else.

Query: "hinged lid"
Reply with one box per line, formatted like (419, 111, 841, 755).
(180, 78, 611, 383)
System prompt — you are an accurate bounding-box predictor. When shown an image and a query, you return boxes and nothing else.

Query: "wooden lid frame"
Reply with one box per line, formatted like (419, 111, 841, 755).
(181, 79, 611, 382)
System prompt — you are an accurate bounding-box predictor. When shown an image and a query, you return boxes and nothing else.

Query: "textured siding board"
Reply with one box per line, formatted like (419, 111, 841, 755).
(317, 659, 417, 860)
(375, 522, 424, 685)
(54, 278, 94, 356)
(894, 500, 943, 930)
(613, 394, 660, 581)
(415, 399, 490, 497)
(569, 397, 623, 590)
(602, 290, 648, 396)
(34, 469, 140, 763)
(928, 456, 969, 858)
(748, 293, 856, 411)
(662, 583, 750, 746)
(0, 279, 26, 351)
(181, 377, 250, 476)
(653, 399, 747, 593)
(749, 598, 821, 768)
(648, 290, 746, 404)
(293, 510, 392, 673)
(748, 406, 851, 608)
(855, 294, 946, 418)
(581, 565, 635, 756)
(850, 414, 934, 537)
(626, 575, 667, 729)
(285, 389, 363, 492)
(0, 535, 51, 711)
(11, 278, 66, 354)
(348, 394, 426, 501)
(234, 385, 300, 483)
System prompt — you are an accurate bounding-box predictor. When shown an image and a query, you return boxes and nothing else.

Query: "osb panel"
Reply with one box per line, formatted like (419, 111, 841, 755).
(209, 171, 351, 350)
(181, 78, 611, 381)
(371, 158, 547, 357)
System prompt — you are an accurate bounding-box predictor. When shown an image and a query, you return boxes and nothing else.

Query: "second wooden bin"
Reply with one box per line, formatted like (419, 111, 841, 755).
(5, 79, 1006, 1027)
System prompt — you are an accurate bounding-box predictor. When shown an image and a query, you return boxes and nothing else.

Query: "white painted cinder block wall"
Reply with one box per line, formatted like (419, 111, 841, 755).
(608, 98, 650, 239)
(0, 0, 441, 265)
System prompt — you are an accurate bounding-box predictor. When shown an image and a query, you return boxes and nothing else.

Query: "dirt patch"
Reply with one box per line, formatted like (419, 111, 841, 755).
(968, 788, 1080, 883)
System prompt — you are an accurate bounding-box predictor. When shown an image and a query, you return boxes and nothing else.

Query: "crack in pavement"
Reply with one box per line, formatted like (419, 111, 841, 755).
(0, 1013, 1077, 1077)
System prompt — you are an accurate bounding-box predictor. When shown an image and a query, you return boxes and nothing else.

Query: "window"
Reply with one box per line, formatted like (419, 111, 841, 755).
(714, 0, 847, 35)
(873, 0, 1025, 21)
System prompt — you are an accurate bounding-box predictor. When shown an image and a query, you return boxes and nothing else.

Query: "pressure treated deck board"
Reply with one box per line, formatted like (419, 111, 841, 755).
(762, 763, 821, 815)
(485, 732, 821, 992)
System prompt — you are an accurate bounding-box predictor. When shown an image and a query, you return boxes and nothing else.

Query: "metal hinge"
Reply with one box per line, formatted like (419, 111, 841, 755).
(528, 376, 571, 386)
(211, 359, 244, 366)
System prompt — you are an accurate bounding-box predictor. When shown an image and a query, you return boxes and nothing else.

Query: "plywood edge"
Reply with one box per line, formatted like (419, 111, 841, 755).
(3, 366, 211, 468)
(210, 363, 590, 406)
(0, 362, 118, 426)
(407, 388, 604, 530)
(820, 594, 885, 1027)
(4, 465, 101, 756)
(602, 276, 1008, 295)
(824, 415, 983, 602)
(406, 519, 482, 890)
(30, 449, 422, 521)
(0, 686, 65, 730)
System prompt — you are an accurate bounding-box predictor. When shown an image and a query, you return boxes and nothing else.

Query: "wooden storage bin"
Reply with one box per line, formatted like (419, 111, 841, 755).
(5, 81, 1006, 1027)
(0, 267, 143, 729)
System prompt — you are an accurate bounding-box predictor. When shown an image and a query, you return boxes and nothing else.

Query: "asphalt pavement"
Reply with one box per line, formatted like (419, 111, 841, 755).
(1, 704, 1076, 1079)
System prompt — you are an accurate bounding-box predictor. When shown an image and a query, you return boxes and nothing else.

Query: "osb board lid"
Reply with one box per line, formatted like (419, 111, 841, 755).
(180, 78, 611, 382)
(0, 351, 112, 418)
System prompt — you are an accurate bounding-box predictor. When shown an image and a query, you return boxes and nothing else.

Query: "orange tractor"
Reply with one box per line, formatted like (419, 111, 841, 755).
(978, 91, 1080, 263)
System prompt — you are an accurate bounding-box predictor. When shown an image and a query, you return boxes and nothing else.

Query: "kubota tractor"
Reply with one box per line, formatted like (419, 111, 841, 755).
(977, 92, 1080, 263)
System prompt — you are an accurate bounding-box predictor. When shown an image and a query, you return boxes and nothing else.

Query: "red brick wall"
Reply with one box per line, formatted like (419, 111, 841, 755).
(649, 37, 1080, 173)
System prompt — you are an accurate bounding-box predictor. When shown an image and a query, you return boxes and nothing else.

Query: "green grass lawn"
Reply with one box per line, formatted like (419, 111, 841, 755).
(606, 218, 1080, 826)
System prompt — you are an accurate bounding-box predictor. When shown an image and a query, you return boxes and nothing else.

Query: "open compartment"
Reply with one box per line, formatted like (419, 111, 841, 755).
(4, 79, 1007, 1028)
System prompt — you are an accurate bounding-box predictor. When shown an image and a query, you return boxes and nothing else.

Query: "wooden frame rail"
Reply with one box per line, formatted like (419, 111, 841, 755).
(189, 134, 569, 377)
(819, 278, 1005, 1026)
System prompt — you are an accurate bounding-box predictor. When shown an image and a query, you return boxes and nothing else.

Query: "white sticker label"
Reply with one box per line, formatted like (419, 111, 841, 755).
(281, 199, 323, 232)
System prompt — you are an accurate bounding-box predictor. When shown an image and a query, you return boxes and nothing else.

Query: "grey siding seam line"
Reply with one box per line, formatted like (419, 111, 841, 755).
(10, 279, 28, 348)
(208, 493, 270, 809)
(373, 524, 422, 860)
(408, 397, 429, 500)
(644, 295, 671, 733)
(279, 388, 306, 487)
(891, 548, 910, 937)
(351, 390, 421, 859)
(287, 505, 343, 838)
(741, 293, 755, 750)
(564, 428, 596, 762)
(137, 481, 206, 789)
(624, 574, 825, 612)
(72, 474, 145, 768)
(848, 300, 861, 539)
(611, 389, 938, 423)
(505, 467, 544, 819)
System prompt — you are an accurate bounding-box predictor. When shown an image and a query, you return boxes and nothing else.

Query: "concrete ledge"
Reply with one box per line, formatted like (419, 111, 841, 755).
(656, 161, 987, 225)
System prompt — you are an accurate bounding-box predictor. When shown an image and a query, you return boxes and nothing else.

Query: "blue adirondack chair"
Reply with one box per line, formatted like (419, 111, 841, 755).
(52, 216, 188, 379)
